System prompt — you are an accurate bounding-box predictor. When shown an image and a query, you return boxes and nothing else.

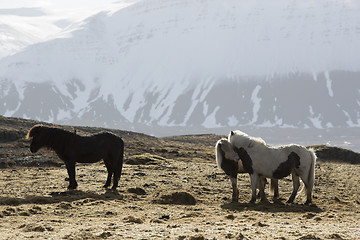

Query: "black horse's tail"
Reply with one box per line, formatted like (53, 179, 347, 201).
(117, 139, 124, 182)
(111, 138, 124, 190)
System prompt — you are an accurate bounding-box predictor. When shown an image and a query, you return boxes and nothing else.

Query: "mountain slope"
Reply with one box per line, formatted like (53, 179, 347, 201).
(0, 0, 359, 136)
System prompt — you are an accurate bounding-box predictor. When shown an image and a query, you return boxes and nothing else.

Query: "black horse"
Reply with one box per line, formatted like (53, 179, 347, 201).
(26, 124, 124, 190)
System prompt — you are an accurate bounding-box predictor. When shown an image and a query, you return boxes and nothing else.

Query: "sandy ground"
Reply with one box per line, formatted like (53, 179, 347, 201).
(1, 155, 359, 240)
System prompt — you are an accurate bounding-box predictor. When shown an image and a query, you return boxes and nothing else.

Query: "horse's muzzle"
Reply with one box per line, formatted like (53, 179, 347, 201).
(29, 145, 38, 153)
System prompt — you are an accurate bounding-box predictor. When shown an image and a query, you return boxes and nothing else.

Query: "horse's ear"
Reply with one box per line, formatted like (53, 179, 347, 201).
(230, 131, 234, 136)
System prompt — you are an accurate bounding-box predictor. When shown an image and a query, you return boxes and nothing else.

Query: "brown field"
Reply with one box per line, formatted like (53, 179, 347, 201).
(0, 116, 359, 239)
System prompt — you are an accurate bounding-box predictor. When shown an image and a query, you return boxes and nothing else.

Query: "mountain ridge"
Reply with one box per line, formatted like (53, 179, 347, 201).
(0, 0, 359, 140)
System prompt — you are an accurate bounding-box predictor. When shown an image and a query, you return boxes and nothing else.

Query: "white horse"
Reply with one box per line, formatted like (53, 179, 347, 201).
(215, 138, 279, 202)
(228, 130, 316, 204)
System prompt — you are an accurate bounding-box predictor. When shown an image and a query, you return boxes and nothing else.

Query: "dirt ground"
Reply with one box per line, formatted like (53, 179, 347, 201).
(1, 155, 359, 240)
(0, 117, 359, 239)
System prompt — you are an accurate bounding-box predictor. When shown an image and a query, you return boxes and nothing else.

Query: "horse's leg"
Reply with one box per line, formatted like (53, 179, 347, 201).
(287, 173, 300, 203)
(256, 177, 267, 199)
(305, 186, 313, 205)
(111, 159, 119, 190)
(258, 176, 267, 202)
(300, 174, 313, 205)
(104, 172, 112, 188)
(65, 161, 77, 190)
(230, 175, 239, 202)
(103, 160, 113, 188)
(112, 155, 123, 190)
(270, 179, 279, 199)
(249, 174, 259, 203)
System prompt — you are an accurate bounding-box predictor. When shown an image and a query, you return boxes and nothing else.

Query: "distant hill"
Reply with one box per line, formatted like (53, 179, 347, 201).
(0, 116, 359, 169)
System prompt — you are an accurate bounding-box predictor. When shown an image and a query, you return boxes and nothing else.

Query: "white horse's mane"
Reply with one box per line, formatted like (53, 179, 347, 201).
(215, 138, 239, 169)
(228, 130, 266, 148)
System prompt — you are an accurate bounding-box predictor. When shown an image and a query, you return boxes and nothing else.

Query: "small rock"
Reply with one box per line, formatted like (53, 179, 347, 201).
(156, 192, 196, 205)
(128, 187, 147, 195)
(304, 213, 316, 219)
(236, 233, 247, 240)
(225, 233, 234, 239)
(189, 234, 205, 240)
(160, 214, 170, 220)
(105, 211, 116, 216)
(98, 231, 112, 238)
(328, 233, 344, 240)
(150, 219, 163, 224)
(134, 172, 146, 176)
(123, 215, 143, 224)
(225, 214, 235, 220)
(143, 183, 157, 187)
(32, 226, 46, 232)
(19, 211, 30, 216)
(252, 222, 269, 227)
(298, 234, 322, 240)
(57, 203, 73, 210)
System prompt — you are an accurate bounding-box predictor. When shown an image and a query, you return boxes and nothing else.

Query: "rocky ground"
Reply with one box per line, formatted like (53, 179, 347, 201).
(0, 116, 359, 239)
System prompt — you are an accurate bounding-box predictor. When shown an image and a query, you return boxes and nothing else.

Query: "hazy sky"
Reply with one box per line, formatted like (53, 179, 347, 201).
(0, 0, 134, 57)
(1, 0, 132, 21)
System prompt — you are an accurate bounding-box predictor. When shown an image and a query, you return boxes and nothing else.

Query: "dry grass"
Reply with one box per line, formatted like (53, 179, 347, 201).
(0, 116, 359, 239)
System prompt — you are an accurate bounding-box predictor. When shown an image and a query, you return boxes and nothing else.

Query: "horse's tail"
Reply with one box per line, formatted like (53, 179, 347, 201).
(215, 140, 223, 170)
(306, 148, 317, 192)
(117, 139, 125, 181)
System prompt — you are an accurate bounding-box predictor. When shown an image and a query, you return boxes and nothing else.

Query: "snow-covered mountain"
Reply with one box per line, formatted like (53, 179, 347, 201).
(0, 0, 360, 139)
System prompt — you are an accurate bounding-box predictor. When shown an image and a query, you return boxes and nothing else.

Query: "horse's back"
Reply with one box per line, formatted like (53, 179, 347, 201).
(96, 132, 123, 143)
(72, 132, 123, 156)
(92, 132, 124, 151)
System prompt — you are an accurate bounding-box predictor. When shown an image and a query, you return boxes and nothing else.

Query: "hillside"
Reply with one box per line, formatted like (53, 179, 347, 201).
(1, 115, 359, 168)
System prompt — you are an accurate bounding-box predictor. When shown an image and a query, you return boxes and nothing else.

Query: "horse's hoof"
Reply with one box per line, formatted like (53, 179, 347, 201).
(68, 185, 77, 190)
(304, 200, 312, 205)
(286, 199, 294, 204)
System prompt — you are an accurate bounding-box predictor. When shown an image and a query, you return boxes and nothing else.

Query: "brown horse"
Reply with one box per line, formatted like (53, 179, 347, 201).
(26, 124, 124, 190)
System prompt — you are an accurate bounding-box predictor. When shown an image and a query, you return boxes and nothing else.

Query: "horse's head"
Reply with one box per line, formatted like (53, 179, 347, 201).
(228, 130, 248, 148)
(26, 124, 46, 153)
(217, 138, 240, 162)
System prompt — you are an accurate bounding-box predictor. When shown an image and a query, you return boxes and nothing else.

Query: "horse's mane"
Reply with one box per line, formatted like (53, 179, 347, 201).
(215, 138, 233, 169)
(228, 130, 266, 148)
(26, 124, 41, 139)
(27, 124, 76, 151)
